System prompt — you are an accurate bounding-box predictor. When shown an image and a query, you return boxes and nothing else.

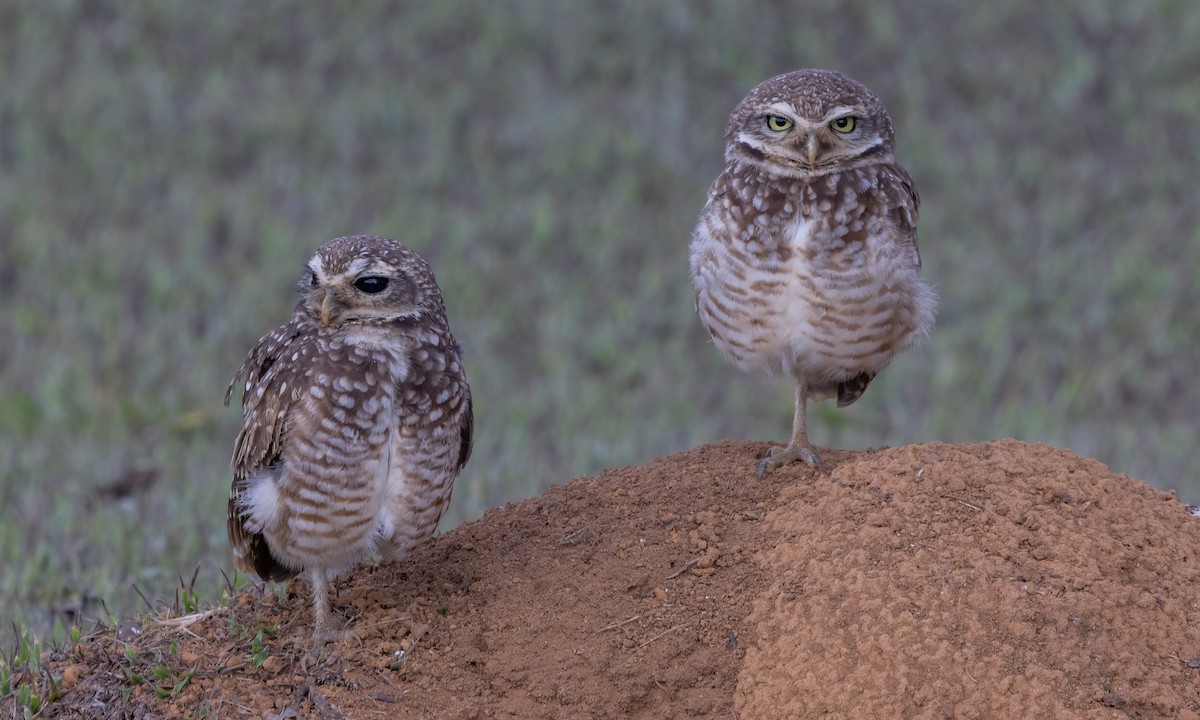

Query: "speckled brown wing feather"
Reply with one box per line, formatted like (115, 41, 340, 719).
(453, 342, 474, 473)
(886, 163, 923, 269)
(836, 164, 920, 409)
(457, 392, 474, 472)
(223, 316, 309, 581)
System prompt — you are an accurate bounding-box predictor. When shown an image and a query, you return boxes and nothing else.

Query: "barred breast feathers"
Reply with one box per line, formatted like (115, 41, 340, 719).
(691, 164, 934, 380)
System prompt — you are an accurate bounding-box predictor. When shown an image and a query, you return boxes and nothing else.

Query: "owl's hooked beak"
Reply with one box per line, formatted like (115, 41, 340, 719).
(320, 289, 342, 327)
(805, 134, 820, 168)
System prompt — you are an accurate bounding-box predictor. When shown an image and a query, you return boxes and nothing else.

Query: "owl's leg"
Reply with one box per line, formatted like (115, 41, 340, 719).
(758, 378, 821, 477)
(305, 568, 360, 663)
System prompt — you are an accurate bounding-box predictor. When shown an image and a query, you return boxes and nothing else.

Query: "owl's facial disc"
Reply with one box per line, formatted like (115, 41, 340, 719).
(303, 255, 420, 329)
(739, 102, 881, 173)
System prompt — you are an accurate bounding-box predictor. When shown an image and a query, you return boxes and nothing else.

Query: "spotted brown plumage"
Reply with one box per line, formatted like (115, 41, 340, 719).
(225, 235, 472, 653)
(690, 69, 936, 475)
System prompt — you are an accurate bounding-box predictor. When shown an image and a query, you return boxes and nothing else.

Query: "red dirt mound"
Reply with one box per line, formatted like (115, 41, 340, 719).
(19, 440, 1200, 719)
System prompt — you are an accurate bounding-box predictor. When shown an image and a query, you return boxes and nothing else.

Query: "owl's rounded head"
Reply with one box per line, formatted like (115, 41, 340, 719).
(724, 68, 896, 176)
(298, 235, 442, 330)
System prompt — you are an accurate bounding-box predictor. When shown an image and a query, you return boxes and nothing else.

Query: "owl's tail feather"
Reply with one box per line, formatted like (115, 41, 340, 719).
(837, 371, 876, 408)
(228, 495, 299, 583)
(245, 533, 299, 583)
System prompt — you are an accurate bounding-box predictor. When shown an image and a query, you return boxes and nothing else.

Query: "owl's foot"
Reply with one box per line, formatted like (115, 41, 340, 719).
(757, 443, 821, 478)
(313, 626, 361, 648)
(303, 569, 361, 669)
(303, 625, 362, 671)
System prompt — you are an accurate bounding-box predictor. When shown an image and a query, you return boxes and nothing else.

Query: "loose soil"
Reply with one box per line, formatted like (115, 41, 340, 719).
(20, 440, 1200, 719)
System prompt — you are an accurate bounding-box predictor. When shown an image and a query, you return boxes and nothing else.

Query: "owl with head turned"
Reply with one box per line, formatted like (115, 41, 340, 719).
(225, 235, 473, 656)
(690, 69, 936, 475)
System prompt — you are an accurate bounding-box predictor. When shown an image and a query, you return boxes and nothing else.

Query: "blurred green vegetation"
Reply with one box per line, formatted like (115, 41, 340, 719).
(1, 1, 1197, 633)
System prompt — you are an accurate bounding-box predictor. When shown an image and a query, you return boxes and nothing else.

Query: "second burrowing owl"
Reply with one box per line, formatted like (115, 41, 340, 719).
(226, 235, 473, 652)
(690, 69, 936, 476)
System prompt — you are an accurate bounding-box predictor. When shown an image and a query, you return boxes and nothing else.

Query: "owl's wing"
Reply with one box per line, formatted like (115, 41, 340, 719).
(225, 319, 310, 479)
(224, 318, 309, 581)
(446, 340, 473, 473)
(457, 389, 474, 472)
(885, 164, 923, 269)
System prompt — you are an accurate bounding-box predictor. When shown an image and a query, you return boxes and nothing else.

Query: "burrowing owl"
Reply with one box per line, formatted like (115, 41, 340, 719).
(225, 235, 473, 652)
(690, 69, 936, 475)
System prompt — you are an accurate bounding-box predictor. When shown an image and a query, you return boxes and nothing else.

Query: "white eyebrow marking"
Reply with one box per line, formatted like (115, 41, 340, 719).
(346, 257, 371, 276)
(763, 101, 798, 117)
(822, 105, 859, 121)
(737, 131, 769, 150)
(361, 260, 394, 276)
(308, 254, 325, 279)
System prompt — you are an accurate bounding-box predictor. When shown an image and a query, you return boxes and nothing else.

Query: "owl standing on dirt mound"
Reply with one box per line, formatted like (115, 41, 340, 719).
(690, 69, 936, 476)
(225, 235, 473, 653)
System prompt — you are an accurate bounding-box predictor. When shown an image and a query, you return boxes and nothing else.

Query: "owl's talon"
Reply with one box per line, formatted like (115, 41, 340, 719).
(314, 628, 361, 648)
(758, 444, 821, 477)
(301, 649, 319, 673)
(302, 627, 361, 671)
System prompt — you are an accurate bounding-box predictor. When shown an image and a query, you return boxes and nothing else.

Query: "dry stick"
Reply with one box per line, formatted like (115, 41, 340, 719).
(558, 527, 589, 546)
(354, 615, 413, 632)
(941, 495, 983, 512)
(666, 557, 700, 580)
(594, 615, 640, 633)
(219, 568, 237, 599)
(152, 609, 217, 637)
(963, 667, 979, 684)
(298, 683, 346, 720)
(310, 687, 345, 720)
(371, 669, 410, 696)
(640, 624, 685, 648)
(131, 583, 157, 613)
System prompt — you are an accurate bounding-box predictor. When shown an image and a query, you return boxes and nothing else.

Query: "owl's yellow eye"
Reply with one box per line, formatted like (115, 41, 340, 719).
(766, 115, 793, 132)
(830, 116, 857, 133)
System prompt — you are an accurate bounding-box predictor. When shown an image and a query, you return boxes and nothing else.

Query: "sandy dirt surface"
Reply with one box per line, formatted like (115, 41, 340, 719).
(21, 440, 1200, 719)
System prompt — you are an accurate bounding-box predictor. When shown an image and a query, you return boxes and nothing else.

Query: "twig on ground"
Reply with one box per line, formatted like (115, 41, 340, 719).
(152, 610, 217, 637)
(594, 615, 640, 633)
(355, 615, 413, 632)
(666, 557, 700, 580)
(941, 495, 983, 512)
(640, 624, 685, 648)
(298, 683, 347, 720)
(557, 527, 589, 546)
